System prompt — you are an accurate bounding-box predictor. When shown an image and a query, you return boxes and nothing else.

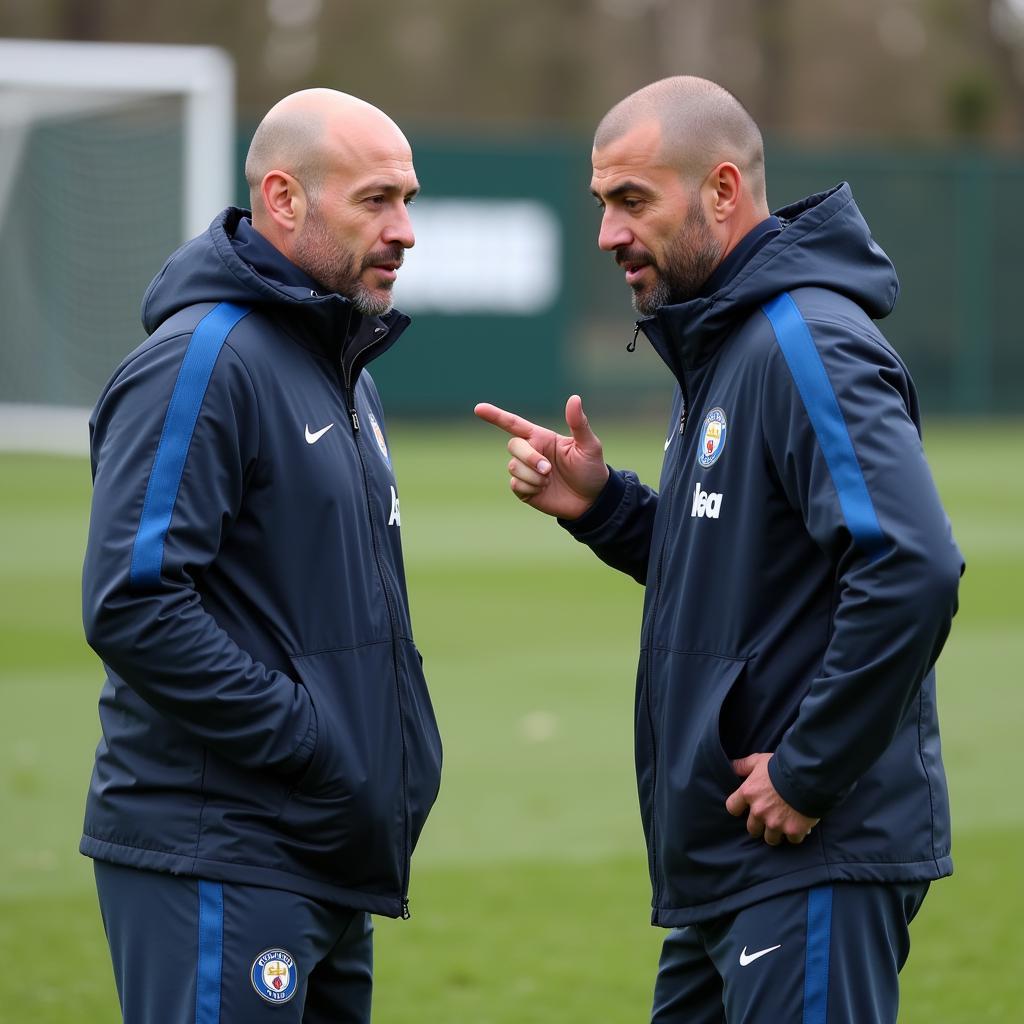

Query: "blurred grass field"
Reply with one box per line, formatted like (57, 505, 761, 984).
(1, 419, 1022, 1022)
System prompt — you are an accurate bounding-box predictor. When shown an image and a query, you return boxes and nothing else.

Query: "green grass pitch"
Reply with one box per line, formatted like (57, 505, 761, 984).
(1, 419, 1022, 1022)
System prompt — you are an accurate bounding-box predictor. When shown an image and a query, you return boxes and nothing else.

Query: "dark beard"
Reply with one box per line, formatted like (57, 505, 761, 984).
(293, 215, 401, 316)
(631, 201, 723, 315)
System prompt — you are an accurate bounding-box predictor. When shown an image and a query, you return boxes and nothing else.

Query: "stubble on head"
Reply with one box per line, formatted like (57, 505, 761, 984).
(595, 76, 765, 312)
(595, 76, 766, 208)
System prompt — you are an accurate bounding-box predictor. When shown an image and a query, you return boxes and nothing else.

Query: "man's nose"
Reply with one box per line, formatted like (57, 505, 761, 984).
(598, 211, 631, 252)
(384, 204, 415, 249)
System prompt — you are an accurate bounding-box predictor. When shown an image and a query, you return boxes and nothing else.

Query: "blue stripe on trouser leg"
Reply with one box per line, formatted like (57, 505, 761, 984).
(196, 881, 224, 1024)
(803, 885, 833, 1024)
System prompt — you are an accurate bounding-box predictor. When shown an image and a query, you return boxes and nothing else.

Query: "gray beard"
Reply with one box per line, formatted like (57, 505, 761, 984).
(293, 216, 394, 316)
(349, 284, 393, 317)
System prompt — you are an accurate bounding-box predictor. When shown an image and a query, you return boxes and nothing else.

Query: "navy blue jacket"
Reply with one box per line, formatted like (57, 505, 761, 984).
(81, 208, 442, 918)
(564, 184, 962, 927)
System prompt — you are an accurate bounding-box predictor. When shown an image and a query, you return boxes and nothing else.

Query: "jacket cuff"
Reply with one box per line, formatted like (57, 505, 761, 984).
(767, 749, 837, 820)
(557, 467, 626, 537)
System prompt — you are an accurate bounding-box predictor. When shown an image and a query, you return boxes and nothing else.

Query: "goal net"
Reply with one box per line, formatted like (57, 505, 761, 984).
(0, 40, 234, 453)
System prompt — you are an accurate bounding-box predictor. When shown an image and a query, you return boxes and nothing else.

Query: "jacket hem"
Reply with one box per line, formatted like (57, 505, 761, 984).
(80, 834, 405, 918)
(651, 856, 953, 927)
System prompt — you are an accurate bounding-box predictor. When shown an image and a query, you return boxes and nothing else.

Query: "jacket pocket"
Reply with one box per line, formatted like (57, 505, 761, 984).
(648, 649, 826, 912)
(648, 651, 751, 904)
(282, 642, 405, 891)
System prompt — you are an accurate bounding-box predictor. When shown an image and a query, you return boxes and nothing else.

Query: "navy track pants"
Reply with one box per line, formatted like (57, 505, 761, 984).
(94, 861, 373, 1024)
(651, 882, 929, 1024)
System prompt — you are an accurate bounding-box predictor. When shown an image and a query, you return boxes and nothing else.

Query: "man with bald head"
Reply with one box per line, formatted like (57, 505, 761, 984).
(477, 76, 960, 1022)
(82, 89, 441, 1023)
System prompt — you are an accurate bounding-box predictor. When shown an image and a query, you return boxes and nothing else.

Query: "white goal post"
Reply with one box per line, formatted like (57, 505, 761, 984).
(0, 39, 235, 453)
(0, 39, 234, 243)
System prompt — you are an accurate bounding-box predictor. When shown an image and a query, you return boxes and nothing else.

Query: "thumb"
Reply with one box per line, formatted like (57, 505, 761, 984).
(564, 395, 602, 456)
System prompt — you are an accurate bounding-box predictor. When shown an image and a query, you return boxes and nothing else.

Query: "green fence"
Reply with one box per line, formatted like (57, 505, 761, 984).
(1, 120, 1019, 420)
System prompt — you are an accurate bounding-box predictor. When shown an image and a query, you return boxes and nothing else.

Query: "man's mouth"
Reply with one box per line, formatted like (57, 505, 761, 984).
(365, 258, 403, 284)
(363, 247, 405, 283)
(617, 249, 655, 288)
(623, 262, 651, 287)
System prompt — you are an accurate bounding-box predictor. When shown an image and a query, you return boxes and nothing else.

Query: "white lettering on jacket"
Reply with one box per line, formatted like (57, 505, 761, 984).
(690, 481, 723, 519)
(388, 485, 401, 527)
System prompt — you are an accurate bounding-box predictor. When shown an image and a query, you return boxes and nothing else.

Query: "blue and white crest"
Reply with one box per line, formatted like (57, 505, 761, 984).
(251, 948, 298, 1004)
(368, 413, 390, 466)
(697, 407, 728, 468)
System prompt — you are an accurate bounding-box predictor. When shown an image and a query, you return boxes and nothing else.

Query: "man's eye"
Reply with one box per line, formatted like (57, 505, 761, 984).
(623, 198, 643, 211)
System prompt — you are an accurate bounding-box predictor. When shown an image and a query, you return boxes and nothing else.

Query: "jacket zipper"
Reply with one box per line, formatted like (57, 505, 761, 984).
(640, 354, 690, 915)
(627, 322, 641, 352)
(340, 321, 414, 920)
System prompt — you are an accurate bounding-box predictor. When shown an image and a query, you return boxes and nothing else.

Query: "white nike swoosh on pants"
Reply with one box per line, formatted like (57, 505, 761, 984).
(738, 944, 782, 966)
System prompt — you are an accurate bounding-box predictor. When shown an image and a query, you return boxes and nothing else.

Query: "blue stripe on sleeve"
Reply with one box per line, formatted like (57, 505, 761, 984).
(762, 292, 888, 560)
(802, 885, 833, 1024)
(196, 880, 224, 1024)
(129, 302, 250, 588)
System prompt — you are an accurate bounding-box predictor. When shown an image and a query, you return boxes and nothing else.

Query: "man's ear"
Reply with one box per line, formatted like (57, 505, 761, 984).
(706, 162, 742, 223)
(259, 170, 308, 235)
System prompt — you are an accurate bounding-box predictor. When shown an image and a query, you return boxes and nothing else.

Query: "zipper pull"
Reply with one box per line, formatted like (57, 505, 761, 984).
(401, 898, 411, 920)
(350, 408, 360, 432)
(627, 322, 640, 353)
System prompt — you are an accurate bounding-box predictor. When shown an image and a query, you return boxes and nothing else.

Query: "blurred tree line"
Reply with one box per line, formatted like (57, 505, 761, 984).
(2, 0, 1023, 144)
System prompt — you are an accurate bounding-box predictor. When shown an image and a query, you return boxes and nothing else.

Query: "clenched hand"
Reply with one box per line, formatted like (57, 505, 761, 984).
(725, 753, 819, 847)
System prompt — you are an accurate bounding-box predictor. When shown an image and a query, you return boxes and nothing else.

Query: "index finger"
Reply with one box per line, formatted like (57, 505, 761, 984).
(473, 402, 538, 440)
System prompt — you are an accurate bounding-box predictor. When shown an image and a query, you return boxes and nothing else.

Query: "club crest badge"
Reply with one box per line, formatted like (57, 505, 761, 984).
(697, 407, 728, 469)
(368, 412, 390, 466)
(251, 948, 298, 1004)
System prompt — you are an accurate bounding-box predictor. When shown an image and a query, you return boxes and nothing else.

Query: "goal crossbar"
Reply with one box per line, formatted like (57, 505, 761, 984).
(0, 39, 235, 238)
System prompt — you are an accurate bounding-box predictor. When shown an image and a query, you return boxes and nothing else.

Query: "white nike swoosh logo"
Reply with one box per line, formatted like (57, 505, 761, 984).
(664, 437, 672, 451)
(305, 423, 334, 444)
(739, 944, 781, 966)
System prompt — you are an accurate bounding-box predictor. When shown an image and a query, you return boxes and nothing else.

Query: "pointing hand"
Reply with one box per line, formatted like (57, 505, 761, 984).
(473, 395, 610, 520)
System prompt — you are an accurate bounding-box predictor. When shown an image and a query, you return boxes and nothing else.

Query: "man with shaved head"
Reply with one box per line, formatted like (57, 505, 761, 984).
(82, 89, 441, 1023)
(477, 76, 961, 1022)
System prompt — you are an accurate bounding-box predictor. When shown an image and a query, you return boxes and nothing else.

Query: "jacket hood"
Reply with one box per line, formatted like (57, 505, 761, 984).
(645, 183, 899, 370)
(141, 207, 410, 359)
